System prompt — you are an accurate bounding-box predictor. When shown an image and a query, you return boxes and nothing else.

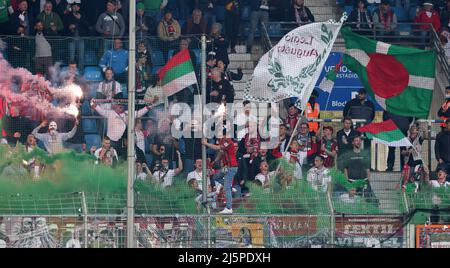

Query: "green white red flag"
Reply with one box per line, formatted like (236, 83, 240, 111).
(357, 119, 412, 147)
(157, 49, 197, 96)
(341, 27, 436, 118)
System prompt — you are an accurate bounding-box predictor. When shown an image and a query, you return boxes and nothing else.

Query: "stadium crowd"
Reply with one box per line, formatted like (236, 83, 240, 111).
(0, 0, 449, 214)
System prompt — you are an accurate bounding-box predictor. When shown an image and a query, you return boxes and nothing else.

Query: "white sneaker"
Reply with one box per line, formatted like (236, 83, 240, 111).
(218, 208, 233, 214)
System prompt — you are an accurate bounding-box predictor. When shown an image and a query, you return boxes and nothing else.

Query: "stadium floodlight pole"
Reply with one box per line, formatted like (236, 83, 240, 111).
(126, 0, 136, 248)
(200, 34, 210, 248)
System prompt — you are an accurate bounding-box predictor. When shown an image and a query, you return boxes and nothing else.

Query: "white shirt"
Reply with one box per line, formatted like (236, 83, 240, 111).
(153, 169, 175, 188)
(307, 167, 331, 192)
(255, 171, 276, 186)
(135, 129, 146, 152)
(187, 170, 203, 190)
(431, 180, 450, 188)
(136, 172, 148, 181)
(94, 147, 118, 165)
(94, 105, 149, 141)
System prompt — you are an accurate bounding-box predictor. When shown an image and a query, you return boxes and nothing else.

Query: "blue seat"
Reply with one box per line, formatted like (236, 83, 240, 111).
(83, 67, 103, 82)
(87, 82, 99, 99)
(121, 84, 128, 99)
(178, 19, 185, 30)
(151, 66, 162, 75)
(82, 119, 98, 134)
(84, 50, 98, 66)
(268, 23, 282, 37)
(81, 100, 92, 116)
(409, 6, 418, 21)
(192, 49, 201, 65)
(396, 24, 412, 35)
(216, 5, 226, 22)
(393, 7, 407, 21)
(150, 51, 165, 66)
(241, 5, 251, 21)
(168, 49, 175, 59)
(85, 134, 102, 150)
(344, 5, 353, 15)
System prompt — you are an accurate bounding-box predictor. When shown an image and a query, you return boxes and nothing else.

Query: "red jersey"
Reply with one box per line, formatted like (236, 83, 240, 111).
(218, 138, 238, 167)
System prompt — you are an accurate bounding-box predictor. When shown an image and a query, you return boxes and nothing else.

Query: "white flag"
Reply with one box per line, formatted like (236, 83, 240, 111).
(244, 18, 345, 111)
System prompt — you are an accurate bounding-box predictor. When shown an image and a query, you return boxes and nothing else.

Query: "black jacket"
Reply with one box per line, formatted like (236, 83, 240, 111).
(3, 115, 34, 144)
(336, 128, 361, 155)
(287, 5, 315, 23)
(435, 129, 450, 163)
(209, 78, 234, 104)
(438, 100, 450, 118)
(63, 10, 90, 37)
(343, 97, 376, 123)
(9, 10, 33, 36)
(348, 9, 373, 30)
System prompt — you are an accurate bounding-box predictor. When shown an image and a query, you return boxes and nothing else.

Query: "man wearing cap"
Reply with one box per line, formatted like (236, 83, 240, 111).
(63, 1, 89, 71)
(95, 0, 125, 51)
(415, 2, 441, 47)
(438, 86, 450, 130)
(435, 119, 450, 169)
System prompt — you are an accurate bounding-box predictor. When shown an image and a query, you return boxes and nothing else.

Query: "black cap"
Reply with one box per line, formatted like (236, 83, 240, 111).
(381, 0, 391, 5)
(358, 88, 367, 94)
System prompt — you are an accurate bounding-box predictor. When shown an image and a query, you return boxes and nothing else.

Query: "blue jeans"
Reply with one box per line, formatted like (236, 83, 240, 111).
(247, 10, 269, 48)
(213, 167, 238, 209)
(69, 38, 85, 70)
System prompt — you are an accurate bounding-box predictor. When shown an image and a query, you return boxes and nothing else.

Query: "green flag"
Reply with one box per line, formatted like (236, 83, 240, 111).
(341, 27, 436, 118)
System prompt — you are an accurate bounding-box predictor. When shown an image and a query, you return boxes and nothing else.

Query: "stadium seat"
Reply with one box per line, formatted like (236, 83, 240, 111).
(178, 19, 186, 30)
(151, 66, 162, 75)
(216, 5, 226, 22)
(393, 7, 407, 21)
(85, 134, 102, 150)
(122, 84, 128, 99)
(396, 24, 412, 36)
(409, 6, 418, 21)
(241, 5, 251, 21)
(268, 23, 282, 37)
(87, 82, 99, 99)
(367, 4, 377, 15)
(84, 50, 98, 66)
(344, 5, 353, 15)
(82, 119, 98, 134)
(81, 99, 92, 116)
(150, 51, 165, 66)
(83, 67, 103, 82)
(192, 49, 201, 65)
(168, 49, 175, 59)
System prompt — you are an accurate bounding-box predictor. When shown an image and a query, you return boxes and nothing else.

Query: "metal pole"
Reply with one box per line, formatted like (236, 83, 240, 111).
(200, 35, 210, 248)
(427, 121, 432, 172)
(81, 192, 88, 248)
(126, 0, 136, 248)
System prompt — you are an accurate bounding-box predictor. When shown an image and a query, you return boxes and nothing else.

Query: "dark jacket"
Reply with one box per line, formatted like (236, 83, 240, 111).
(3, 115, 34, 144)
(208, 35, 229, 65)
(348, 8, 373, 30)
(343, 97, 376, 123)
(183, 18, 208, 35)
(9, 10, 33, 36)
(438, 100, 450, 118)
(209, 78, 234, 104)
(435, 129, 450, 163)
(336, 128, 361, 155)
(63, 10, 90, 37)
(223, 68, 243, 83)
(287, 4, 315, 23)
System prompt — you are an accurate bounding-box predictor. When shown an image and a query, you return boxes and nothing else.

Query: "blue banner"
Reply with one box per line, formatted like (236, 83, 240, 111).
(315, 52, 383, 111)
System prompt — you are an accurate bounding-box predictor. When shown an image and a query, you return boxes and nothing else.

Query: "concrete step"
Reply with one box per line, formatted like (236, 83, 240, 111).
(229, 53, 252, 61)
(309, 6, 340, 15)
(305, 0, 339, 6)
(228, 61, 254, 70)
(315, 14, 340, 21)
